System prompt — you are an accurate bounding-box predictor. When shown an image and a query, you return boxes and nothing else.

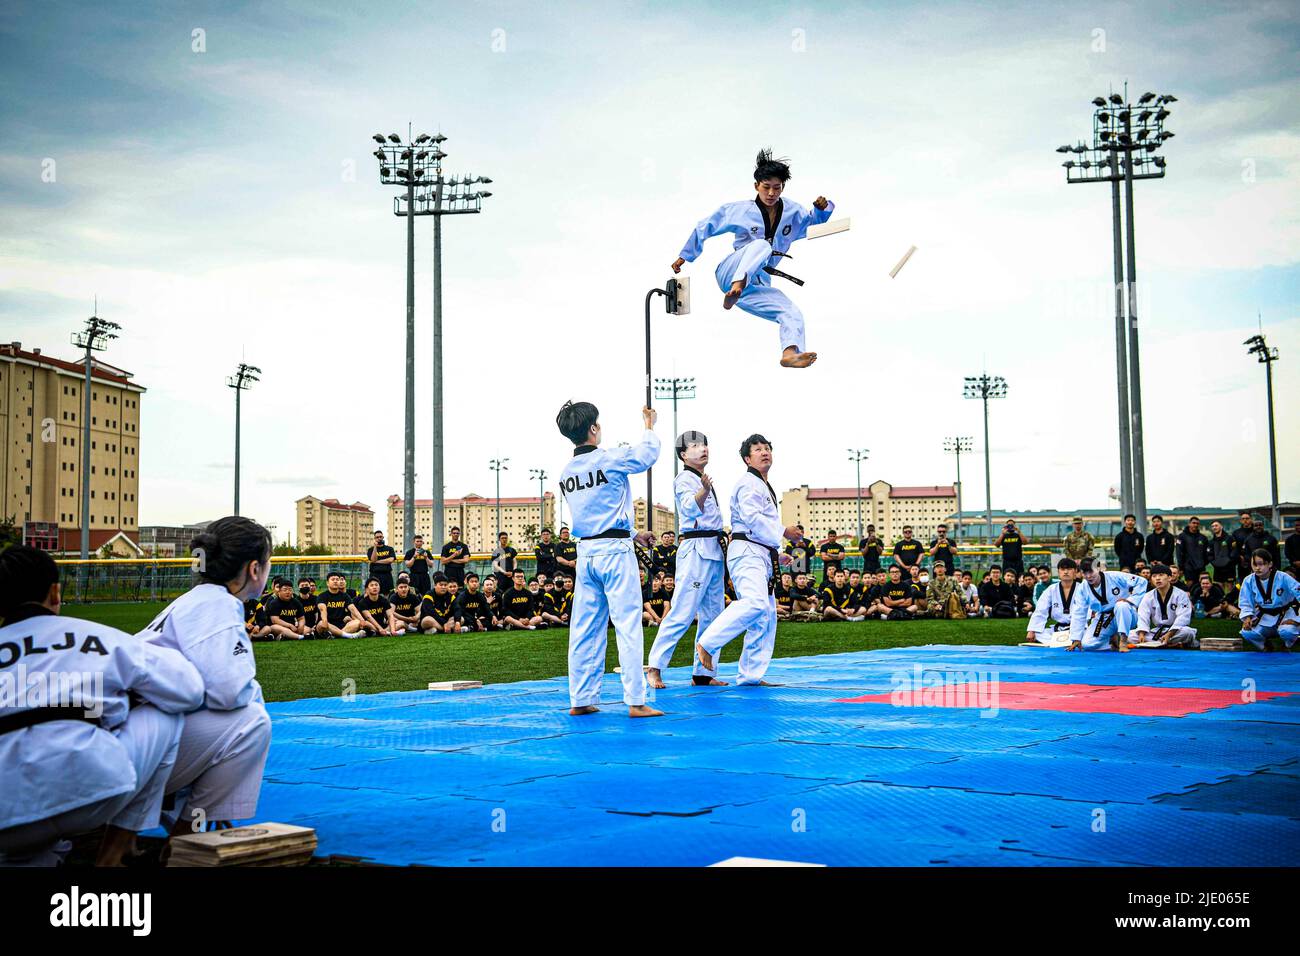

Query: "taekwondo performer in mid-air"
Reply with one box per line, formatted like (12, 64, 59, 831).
(671, 149, 835, 369)
(556, 400, 664, 717)
(696, 434, 802, 684)
(1237, 548, 1300, 651)
(647, 430, 728, 689)
(1068, 557, 1148, 652)
(1024, 557, 1080, 647)
(1131, 564, 1199, 649)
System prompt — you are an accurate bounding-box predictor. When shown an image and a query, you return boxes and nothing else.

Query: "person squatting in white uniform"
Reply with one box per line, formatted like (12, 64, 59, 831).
(138, 515, 274, 836)
(0, 546, 205, 866)
(696, 434, 802, 684)
(647, 430, 728, 688)
(672, 149, 834, 370)
(1069, 557, 1148, 653)
(1237, 547, 1300, 651)
(556, 400, 665, 718)
(1132, 563, 1199, 649)
(1024, 557, 1081, 647)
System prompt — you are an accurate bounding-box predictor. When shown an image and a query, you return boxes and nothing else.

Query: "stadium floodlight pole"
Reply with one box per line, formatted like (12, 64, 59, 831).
(963, 374, 1007, 544)
(226, 362, 261, 515)
(372, 126, 437, 550)
(1244, 331, 1281, 530)
(847, 449, 869, 540)
(1058, 86, 1175, 528)
(529, 468, 548, 533)
(489, 458, 509, 538)
(71, 305, 120, 561)
(943, 437, 973, 539)
(642, 277, 690, 532)
(395, 133, 492, 552)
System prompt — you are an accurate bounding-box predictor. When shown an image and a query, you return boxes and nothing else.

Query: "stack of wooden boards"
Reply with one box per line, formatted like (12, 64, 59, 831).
(168, 823, 317, 867)
(1200, 637, 1244, 652)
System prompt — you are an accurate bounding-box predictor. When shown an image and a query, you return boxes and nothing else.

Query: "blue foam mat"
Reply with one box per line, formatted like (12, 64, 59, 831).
(253, 645, 1300, 866)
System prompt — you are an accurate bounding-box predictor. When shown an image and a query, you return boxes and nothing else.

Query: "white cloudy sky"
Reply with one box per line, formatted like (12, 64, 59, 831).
(1, 0, 1297, 542)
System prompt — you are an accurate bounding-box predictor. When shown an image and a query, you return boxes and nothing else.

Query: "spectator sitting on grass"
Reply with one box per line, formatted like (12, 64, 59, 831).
(978, 565, 1016, 618)
(419, 573, 458, 634)
(481, 574, 503, 630)
(264, 577, 308, 639)
(775, 571, 794, 619)
(501, 569, 545, 630)
(959, 570, 980, 617)
(790, 572, 820, 621)
(926, 561, 963, 618)
(388, 578, 422, 633)
(454, 573, 492, 632)
(1015, 570, 1036, 617)
(316, 572, 365, 638)
(820, 568, 856, 621)
(1032, 565, 1053, 603)
(355, 577, 393, 636)
(880, 565, 917, 620)
(1192, 572, 1233, 619)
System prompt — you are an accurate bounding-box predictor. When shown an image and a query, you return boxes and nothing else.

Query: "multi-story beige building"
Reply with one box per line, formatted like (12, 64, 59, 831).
(296, 496, 375, 554)
(781, 481, 959, 544)
(0, 341, 145, 551)
(387, 493, 557, 553)
(633, 499, 676, 537)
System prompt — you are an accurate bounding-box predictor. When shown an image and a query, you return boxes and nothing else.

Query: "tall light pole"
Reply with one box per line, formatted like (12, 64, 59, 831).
(642, 278, 689, 531)
(529, 468, 548, 533)
(654, 376, 695, 533)
(847, 448, 869, 540)
(1245, 331, 1281, 531)
(489, 458, 509, 539)
(226, 362, 261, 515)
(393, 133, 492, 553)
(372, 128, 437, 550)
(71, 307, 119, 560)
(944, 437, 973, 539)
(1057, 86, 1175, 528)
(963, 374, 1007, 544)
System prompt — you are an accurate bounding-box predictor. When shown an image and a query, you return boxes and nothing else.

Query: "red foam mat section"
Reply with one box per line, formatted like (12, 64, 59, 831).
(838, 681, 1290, 717)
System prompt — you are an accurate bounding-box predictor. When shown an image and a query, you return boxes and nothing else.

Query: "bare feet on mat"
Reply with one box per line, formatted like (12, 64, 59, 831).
(723, 279, 745, 309)
(695, 642, 714, 671)
(706, 677, 729, 686)
(757, 680, 782, 686)
(628, 704, 665, 718)
(569, 705, 600, 715)
(780, 347, 818, 368)
(647, 667, 666, 689)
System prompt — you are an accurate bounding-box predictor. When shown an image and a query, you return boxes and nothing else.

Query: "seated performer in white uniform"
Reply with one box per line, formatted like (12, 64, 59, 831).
(1024, 557, 1080, 646)
(1132, 563, 1199, 648)
(556, 400, 664, 718)
(647, 431, 728, 689)
(139, 515, 274, 836)
(1238, 548, 1300, 651)
(671, 149, 834, 369)
(696, 434, 802, 684)
(0, 546, 204, 866)
(1068, 557, 1148, 652)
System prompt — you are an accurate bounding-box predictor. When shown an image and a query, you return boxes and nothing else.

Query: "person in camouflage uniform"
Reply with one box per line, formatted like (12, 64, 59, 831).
(925, 561, 963, 618)
(1062, 516, 1096, 562)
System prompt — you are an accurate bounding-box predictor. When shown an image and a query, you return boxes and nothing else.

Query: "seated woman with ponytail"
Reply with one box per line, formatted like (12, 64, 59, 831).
(138, 515, 275, 839)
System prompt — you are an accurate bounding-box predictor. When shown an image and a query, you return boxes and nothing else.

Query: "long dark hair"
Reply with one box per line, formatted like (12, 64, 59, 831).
(190, 516, 271, 588)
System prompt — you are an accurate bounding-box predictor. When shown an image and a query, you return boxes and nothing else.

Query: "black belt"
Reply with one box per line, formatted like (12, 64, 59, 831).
(731, 534, 779, 594)
(681, 529, 723, 540)
(763, 265, 805, 286)
(730, 533, 776, 553)
(0, 706, 100, 736)
(584, 528, 630, 540)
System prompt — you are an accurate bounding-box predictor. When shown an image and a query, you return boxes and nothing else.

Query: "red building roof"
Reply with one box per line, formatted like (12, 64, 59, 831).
(0, 342, 143, 389)
(388, 493, 554, 507)
(804, 485, 955, 500)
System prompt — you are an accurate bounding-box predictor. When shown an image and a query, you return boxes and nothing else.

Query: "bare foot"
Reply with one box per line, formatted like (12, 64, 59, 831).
(628, 704, 665, 718)
(695, 642, 714, 671)
(780, 348, 818, 368)
(647, 667, 666, 689)
(757, 680, 783, 686)
(723, 279, 745, 309)
(706, 678, 729, 686)
(569, 705, 600, 715)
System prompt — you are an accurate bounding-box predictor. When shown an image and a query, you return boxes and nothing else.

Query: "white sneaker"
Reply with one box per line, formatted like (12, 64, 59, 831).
(848, 615, 865, 622)
(527, 625, 536, 630)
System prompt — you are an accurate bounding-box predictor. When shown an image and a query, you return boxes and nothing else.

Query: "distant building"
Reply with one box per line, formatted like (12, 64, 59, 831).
(632, 499, 676, 538)
(296, 497, 375, 554)
(138, 523, 208, 557)
(948, 505, 1280, 546)
(781, 481, 959, 544)
(0, 340, 146, 551)
(387, 493, 557, 553)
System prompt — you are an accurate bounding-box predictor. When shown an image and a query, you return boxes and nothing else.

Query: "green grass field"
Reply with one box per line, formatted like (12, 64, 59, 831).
(60, 601, 1246, 703)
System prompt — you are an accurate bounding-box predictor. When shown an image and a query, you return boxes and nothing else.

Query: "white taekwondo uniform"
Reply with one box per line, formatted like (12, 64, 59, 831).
(1135, 586, 1198, 648)
(1238, 569, 1300, 649)
(140, 582, 272, 826)
(678, 197, 834, 354)
(560, 430, 660, 709)
(1070, 570, 1147, 651)
(697, 466, 784, 684)
(0, 606, 204, 865)
(1026, 580, 1080, 646)
(648, 465, 725, 679)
